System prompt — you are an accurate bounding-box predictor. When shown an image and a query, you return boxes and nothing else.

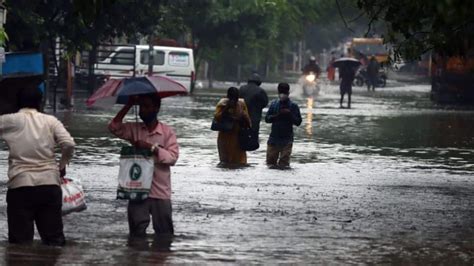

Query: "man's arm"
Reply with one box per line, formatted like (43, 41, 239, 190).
(53, 118, 75, 172)
(155, 128, 179, 166)
(108, 102, 134, 141)
(265, 102, 278, 123)
(291, 104, 302, 126)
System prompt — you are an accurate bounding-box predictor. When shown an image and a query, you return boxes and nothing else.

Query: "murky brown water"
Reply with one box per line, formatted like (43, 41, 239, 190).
(1, 82, 473, 264)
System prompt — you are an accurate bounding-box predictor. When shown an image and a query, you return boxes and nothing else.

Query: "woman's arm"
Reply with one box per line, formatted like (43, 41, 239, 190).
(214, 98, 229, 121)
(0, 114, 17, 139)
(291, 104, 303, 126)
(241, 101, 252, 128)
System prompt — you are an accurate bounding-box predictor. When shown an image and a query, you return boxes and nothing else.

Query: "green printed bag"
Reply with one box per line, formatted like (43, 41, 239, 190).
(117, 146, 154, 201)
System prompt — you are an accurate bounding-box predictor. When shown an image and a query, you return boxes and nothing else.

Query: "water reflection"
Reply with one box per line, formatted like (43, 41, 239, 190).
(0, 84, 473, 264)
(128, 234, 173, 252)
(4, 243, 63, 265)
(305, 97, 314, 136)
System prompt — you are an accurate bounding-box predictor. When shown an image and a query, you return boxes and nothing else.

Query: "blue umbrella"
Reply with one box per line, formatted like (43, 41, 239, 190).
(87, 75, 187, 107)
(116, 77, 159, 104)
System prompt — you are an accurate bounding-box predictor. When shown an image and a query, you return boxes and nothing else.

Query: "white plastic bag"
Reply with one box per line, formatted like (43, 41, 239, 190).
(117, 146, 154, 201)
(61, 177, 87, 215)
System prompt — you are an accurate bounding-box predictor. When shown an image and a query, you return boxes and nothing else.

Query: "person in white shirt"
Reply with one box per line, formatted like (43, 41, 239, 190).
(0, 87, 75, 245)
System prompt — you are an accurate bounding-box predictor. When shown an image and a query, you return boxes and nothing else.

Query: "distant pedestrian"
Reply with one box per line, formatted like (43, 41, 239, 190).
(0, 87, 75, 246)
(327, 52, 336, 81)
(339, 65, 357, 109)
(366, 56, 380, 91)
(108, 93, 179, 239)
(265, 83, 302, 168)
(214, 87, 251, 165)
(239, 73, 268, 149)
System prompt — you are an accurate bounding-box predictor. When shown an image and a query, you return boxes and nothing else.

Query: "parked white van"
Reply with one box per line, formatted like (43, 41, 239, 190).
(95, 45, 195, 92)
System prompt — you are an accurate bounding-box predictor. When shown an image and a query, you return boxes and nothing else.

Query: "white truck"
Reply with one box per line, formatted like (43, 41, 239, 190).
(93, 45, 196, 92)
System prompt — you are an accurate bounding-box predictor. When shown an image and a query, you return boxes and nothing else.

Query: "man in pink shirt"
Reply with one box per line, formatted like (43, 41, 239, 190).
(108, 94, 179, 238)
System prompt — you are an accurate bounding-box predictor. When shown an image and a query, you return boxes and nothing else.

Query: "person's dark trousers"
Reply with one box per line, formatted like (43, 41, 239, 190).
(367, 76, 376, 91)
(128, 198, 174, 238)
(7, 185, 65, 246)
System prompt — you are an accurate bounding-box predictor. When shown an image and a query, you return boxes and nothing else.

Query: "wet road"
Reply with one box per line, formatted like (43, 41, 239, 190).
(1, 82, 473, 264)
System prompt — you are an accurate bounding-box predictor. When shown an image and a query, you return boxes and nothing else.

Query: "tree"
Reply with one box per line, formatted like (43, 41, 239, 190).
(172, 0, 325, 84)
(355, 0, 474, 60)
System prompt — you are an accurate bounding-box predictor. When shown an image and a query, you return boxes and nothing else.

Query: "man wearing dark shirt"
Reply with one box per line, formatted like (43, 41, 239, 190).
(265, 83, 302, 167)
(339, 65, 357, 108)
(366, 57, 380, 91)
(239, 73, 269, 149)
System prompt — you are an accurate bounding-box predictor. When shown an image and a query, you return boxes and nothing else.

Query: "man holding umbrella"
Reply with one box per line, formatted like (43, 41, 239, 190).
(89, 75, 186, 241)
(333, 57, 360, 108)
(108, 93, 179, 239)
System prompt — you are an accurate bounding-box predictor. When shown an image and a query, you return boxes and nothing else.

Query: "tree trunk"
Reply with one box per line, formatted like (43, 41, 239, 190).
(65, 58, 73, 108)
(88, 42, 98, 95)
(208, 61, 214, 89)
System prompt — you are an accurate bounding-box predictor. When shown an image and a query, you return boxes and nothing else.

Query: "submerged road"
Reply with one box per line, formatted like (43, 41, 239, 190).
(0, 82, 473, 264)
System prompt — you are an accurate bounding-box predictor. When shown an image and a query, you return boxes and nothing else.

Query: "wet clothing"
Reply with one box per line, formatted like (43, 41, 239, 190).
(214, 98, 251, 164)
(302, 62, 322, 76)
(0, 108, 74, 246)
(0, 108, 75, 189)
(109, 119, 178, 237)
(327, 58, 336, 81)
(267, 143, 293, 167)
(239, 82, 268, 133)
(366, 59, 380, 90)
(265, 99, 302, 147)
(367, 59, 380, 78)
(108, 121, 179, 200)
(128, 198, 173, 237)
(339, 66, 356, 95)
(7, 185, 65, 245)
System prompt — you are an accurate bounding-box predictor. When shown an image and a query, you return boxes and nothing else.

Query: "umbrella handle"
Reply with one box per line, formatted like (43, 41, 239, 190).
(134, 105, 139, 147)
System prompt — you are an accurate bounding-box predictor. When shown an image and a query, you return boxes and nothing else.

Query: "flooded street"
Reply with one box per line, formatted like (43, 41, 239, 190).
(1, 82, 473, 264)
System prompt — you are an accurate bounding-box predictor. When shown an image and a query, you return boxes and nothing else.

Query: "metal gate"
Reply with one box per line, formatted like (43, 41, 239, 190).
(75, 44, 137, 93)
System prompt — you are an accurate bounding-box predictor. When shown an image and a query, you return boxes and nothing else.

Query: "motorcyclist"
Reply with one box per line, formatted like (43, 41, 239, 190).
(302, 56, 321, 78)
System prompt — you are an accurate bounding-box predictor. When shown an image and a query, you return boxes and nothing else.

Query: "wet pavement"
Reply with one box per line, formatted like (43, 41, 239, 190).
(0, 81, 473, 264)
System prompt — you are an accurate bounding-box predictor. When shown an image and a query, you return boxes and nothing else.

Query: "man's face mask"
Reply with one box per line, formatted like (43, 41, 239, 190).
(279, 93, 289, 101)
(139, 111, 158, 124)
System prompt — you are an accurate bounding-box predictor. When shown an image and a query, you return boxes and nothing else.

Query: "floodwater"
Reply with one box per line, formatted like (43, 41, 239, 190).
(0, 81, 473, 264)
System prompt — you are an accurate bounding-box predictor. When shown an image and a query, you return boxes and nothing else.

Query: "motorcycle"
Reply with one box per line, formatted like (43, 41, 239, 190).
(354, 67, 387, 88)
(300, 72, 320, 97)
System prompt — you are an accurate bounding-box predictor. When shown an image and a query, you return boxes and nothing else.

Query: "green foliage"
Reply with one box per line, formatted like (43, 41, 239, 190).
(4, 0, 171, 53)
(356, 0, 474, 60)
(4, 0, 329, 78)
(0, 28, 7, 46)
(171, 0, 323, 77)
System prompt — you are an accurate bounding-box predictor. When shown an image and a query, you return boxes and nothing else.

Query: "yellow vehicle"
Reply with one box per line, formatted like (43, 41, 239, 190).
(431, 53, 474, 103)
(349, 38, 389, 65)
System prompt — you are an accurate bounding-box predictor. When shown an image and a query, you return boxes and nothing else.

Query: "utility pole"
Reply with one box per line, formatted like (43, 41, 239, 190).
(148, 35, 154, 76)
